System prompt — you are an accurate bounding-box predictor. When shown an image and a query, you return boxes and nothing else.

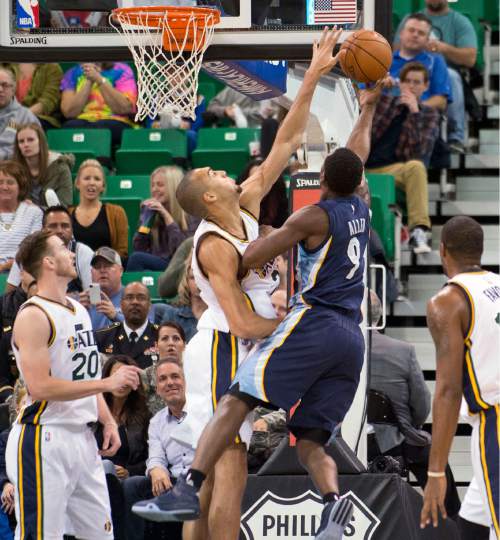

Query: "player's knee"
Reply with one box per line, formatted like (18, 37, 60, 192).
(293, 428, 331, 464)
(219, 391, 255, 417)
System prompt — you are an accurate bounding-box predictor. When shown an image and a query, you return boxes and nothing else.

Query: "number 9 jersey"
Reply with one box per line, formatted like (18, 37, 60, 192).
(291, 195, 370, 323)
(13, 295, 100, 426)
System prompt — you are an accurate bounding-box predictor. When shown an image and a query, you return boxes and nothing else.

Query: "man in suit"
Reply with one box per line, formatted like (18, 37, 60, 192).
(368, 290, 460, 518)
(96, 282, 159, 369)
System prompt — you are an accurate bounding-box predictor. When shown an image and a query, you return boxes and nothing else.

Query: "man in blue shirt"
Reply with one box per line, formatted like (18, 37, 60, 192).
(395, 2, 478, 151)
(390, 13, 452, 113)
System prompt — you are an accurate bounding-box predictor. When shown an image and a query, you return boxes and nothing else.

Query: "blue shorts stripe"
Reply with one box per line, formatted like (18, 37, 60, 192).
(18, 424, 44, 540)
(479, 406, 499, 536)
(211, 330, 238, 411)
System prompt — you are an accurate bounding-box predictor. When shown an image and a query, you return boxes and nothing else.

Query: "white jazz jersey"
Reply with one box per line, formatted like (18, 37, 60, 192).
(13, 295, 100, 426)
(192, 209, 279, 333)
(448, 271, 500, 411)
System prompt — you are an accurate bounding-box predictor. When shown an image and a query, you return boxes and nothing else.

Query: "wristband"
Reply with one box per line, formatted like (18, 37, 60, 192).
(427, 471, 445, 478)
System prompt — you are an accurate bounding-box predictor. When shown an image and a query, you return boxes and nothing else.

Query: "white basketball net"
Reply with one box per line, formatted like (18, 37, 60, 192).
(110, 8, 218, 121)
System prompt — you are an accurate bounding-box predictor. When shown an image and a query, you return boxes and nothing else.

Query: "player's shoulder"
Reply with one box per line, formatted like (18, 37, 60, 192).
(427, 283, 469, 318)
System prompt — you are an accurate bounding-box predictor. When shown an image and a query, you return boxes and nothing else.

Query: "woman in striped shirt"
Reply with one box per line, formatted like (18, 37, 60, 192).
(0, 161, 42, 273)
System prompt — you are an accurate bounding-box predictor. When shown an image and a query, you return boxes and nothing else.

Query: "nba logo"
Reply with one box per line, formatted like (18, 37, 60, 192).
(16, 0, 40, 29)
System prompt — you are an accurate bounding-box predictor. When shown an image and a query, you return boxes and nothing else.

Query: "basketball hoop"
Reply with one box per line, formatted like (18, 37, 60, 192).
(110, 6, 220, 121)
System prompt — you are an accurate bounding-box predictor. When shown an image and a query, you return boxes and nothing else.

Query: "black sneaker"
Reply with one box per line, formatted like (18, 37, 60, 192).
(409, 227, 431, 255)
(315, 498, 354, 539)
(132, 475, 200, 522)
(448, 141, 465, 154)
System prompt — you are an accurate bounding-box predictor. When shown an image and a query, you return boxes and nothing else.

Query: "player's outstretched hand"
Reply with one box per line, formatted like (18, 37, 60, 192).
(420, 476, 448, 529)
(357, 80, 384, 108)
(309, 26, 343, 76)
(100, 423, 121, 457)
(107, 364, 142, 393)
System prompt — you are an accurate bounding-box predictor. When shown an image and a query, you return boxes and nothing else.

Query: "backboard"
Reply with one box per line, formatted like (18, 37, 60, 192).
(0, 0, 386, 62)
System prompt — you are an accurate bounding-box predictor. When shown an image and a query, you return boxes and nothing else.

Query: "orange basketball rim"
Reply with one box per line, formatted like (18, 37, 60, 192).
(111, 5, 220, 52)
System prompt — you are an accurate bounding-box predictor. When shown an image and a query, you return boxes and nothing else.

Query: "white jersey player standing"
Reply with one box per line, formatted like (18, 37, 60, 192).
(6, 230, 141, 540)
(133, 27, 344, 540)
(421, 216, 500, 540)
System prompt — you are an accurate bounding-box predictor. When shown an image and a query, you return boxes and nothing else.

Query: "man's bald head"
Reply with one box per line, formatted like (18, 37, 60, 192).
(176, 169, 209, 219)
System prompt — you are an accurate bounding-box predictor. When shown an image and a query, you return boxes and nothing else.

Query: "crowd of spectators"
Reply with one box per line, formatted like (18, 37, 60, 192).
(0, 2, 483, 534)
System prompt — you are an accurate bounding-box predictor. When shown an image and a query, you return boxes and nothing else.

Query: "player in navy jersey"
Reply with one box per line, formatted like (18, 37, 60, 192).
(133, 85, 381, 539)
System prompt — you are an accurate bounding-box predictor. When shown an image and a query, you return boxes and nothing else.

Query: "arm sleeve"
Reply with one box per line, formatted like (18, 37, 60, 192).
(30, 207, 43, 233)
(407, 345, 431, 426)
(158, 237, 193, 298)
(36, 64, 63, 115)
(114, 63, 138, 109)
(110, 205, 129, 258)
(404, 109, 440, 160)
(146, 415, 169, 474)
(455, 15, 478, 49)
(54, 165, 73, 207)
(428, 54, 452, 101)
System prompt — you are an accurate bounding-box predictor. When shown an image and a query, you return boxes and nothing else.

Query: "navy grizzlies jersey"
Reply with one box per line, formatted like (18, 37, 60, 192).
(291, 196, 370, 322)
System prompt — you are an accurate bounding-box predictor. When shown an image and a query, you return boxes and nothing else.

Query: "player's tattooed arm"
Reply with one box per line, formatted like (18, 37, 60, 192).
(239, 28, 343, 217)
(199, 235, 280, 340)
(243, 205, 329, 269)
(421, 286, 468, 528)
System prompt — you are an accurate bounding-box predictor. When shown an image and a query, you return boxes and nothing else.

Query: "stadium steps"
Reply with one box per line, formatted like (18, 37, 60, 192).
(385, 48, 499, 491)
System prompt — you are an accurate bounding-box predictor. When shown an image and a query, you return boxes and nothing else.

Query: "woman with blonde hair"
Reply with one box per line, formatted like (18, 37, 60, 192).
(69, 159, 128, 257)
(127, 165, 199, 271)
(13, 122, 74, 207)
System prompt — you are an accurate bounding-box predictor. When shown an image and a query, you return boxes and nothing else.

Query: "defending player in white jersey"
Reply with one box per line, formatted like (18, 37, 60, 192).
(421, 216, 500, 540)
(132, 28, 344, 540)
(6, 230, 141, 540)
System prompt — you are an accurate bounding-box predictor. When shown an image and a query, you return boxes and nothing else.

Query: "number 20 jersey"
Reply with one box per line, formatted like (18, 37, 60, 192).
(291, 196, 370, 323)
(13, 295, 100, 426)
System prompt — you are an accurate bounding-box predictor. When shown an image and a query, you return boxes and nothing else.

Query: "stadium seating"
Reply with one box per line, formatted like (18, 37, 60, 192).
(122, 271, 162, 301)
(101, 196, 142, 252)
(47, 128, 112, 170)
(0, 273, 8, 295)
(105, 175, 151, 200)
(366, 173, 396, 261)
(191, 127, 260, 176)
(115, 129, 188, 174)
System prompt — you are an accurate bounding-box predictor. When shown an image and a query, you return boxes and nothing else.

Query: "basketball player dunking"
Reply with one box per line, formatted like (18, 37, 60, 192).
(420, 216, 500, 540)
(132, 28, 344, 540)
(6, 230, 141, 540)
(134, 81, 384, 540)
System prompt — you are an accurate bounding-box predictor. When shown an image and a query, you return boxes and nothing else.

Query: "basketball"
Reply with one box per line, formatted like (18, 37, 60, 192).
(339, 29, 392, 83)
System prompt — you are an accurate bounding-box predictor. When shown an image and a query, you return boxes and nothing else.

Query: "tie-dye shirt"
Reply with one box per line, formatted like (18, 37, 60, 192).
(60, 63, 137, 125)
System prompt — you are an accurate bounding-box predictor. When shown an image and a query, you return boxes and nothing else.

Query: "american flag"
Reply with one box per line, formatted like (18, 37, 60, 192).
(313, 0, 357, 24)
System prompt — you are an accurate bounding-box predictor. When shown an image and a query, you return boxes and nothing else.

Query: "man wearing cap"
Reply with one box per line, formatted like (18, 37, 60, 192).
(79, 246, 126, 330)
(95, 282, 160, 369)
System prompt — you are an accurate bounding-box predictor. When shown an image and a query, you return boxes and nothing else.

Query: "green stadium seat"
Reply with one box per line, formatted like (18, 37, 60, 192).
(122, 271, 162, 301)
(102, 197, 142, 253)
(47, 129, 112, 170)
(366, 173, 396, 261)
(191, 128, 260, 177)
(115, 129, 188, 174)
(105, 175, 151, 200)
(198, 82, 218, 105)
(0, 273, 8, 294)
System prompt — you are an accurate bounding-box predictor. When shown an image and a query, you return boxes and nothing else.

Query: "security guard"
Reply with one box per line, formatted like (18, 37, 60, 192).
(96, 282, 159, 369)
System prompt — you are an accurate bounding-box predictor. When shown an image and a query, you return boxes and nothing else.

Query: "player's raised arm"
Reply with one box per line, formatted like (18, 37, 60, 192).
(420, 286, 468, 529)
(346, 83, 383, 164)
(198, 235, 280, 340)
(14, 306, 140, 402)
(243, 205, 329, 269)
(239, 27, 342, 217)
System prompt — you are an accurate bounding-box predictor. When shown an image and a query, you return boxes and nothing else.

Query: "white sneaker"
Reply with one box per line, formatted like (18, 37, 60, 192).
(410, 227, 431, 254)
